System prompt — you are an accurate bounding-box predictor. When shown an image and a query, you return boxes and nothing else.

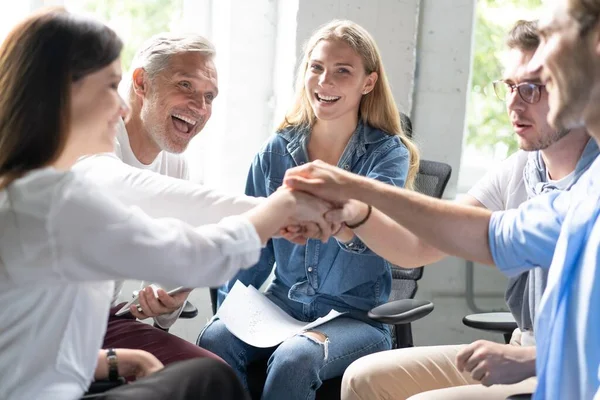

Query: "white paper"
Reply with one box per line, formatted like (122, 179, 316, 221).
(217, 281, 345, 348)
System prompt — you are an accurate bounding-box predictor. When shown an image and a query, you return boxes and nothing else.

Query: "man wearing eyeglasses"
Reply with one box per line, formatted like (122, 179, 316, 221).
(318, 20, 597, 400)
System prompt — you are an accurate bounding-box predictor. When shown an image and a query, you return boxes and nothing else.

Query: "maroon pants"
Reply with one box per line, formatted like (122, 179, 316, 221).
(103, 303, 223, 367)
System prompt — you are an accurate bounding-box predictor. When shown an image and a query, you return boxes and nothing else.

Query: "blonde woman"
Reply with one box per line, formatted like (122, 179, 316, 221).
(198, 20, 419, 399)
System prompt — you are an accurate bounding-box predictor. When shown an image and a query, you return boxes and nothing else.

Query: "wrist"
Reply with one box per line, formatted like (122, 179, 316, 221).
(521, 347, 537, 377)
(334, 226, 354, 242)
(346, 202, 369, 227)
(106, 348, 119, 381)
(345, 204, 372, 230)
(351, 175, 377, 203)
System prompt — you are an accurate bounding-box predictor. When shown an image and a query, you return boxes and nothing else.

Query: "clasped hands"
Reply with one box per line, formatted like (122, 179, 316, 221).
(278, 160, 366, 244)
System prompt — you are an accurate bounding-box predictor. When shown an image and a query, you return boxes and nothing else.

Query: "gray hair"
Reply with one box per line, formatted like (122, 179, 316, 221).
(123, 33, 216, 100)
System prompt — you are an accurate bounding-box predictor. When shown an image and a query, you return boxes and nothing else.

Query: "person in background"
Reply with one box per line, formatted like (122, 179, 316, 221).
(74, 32, 333, 367)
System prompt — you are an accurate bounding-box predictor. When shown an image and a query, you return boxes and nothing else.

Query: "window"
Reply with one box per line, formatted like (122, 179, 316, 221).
(458, 0, 542, 192)
(10, 0, 298, 192)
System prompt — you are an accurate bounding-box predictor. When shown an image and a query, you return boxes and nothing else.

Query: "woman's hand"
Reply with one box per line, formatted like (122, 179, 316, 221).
(324, 199, 369, 226)
(95, 349, 164, 381)
(286, 189, 334, 242)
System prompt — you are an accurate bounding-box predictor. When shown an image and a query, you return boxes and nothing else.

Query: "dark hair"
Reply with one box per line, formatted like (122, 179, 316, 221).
(568, 0, 600, 35)
(0, 7, 123, 188)
(506, 20, 540, 52)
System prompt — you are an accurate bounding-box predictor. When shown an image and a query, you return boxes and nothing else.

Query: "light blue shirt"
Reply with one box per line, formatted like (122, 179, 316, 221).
(489, 155, 600, 399)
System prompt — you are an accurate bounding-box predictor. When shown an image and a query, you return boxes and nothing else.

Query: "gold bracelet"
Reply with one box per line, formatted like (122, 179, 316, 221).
(345, 204, 372, 229)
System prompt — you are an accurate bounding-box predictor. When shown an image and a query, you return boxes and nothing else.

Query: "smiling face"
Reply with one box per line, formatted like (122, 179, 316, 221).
(502, 48, 569, 151)
(136, 51, 218, 154)
(70, 58, 129, 154)
(304, 39, 376, 124)
(528, 0, 599, 131)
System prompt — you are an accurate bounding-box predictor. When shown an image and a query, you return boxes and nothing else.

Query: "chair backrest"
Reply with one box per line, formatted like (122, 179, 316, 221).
(415, 159, 452, 200)
(388, 159, 452, 295)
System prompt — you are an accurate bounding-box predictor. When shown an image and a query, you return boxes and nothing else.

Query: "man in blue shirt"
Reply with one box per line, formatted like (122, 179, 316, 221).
(284, 1, 600, 398)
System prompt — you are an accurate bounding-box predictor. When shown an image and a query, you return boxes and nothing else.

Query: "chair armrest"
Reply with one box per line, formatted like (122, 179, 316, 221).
(179, 301, 198, 319)
(505, 393, 533, 400)
(368, 299, 434, 325)
(84, 377, 126, 395)
(462, 312, 517, 334)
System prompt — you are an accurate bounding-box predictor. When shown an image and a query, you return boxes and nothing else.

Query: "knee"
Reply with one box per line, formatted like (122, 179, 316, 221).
(341, 357, 376, 399)
(267, 334, 324, 377)
(196, 318, 227, 349)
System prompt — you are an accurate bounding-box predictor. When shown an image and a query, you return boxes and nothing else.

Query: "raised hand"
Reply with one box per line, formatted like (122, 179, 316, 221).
(280, 221, 342, 244)
(283, 160, 357, 204)
(286, 189, 334, 242)
(324, 199, 368, 226)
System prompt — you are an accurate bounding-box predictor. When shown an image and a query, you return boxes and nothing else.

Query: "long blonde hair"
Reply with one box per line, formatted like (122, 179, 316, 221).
(278, 20, 419, 189)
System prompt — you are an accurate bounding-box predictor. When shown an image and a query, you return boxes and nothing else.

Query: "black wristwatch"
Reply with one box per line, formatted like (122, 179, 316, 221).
(106, 348, 119, 382)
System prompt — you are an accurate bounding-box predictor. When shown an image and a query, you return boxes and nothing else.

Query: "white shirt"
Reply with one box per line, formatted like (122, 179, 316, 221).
(95, 121, 261, 327)
(113, 120, 189, 324)
(467, 150, 529, 212)
(0, 168, 261, 400)
(114, 121, 189, 179)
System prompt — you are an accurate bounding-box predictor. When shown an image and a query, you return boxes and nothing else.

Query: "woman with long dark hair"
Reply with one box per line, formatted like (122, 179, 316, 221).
(0, 8, 329, 400)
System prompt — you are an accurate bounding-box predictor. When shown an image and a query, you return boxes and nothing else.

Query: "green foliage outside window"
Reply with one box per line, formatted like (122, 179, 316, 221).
(73, 0, 183, 71)
(466, 0, 542, 157)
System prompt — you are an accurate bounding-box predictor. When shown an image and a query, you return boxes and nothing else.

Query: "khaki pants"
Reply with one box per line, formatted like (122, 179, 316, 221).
(341, 345, 537, 400)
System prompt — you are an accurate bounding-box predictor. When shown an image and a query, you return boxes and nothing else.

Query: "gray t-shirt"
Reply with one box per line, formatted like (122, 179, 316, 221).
(467, 151, 571, 340)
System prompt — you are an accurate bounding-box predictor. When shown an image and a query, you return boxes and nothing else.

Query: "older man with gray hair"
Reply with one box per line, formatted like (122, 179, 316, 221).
(105, 33, 225, 364)
(73, 33, 266, 368)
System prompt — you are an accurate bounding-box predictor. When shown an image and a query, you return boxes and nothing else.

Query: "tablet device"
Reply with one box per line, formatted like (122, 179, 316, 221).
(114, 285, 190, 316)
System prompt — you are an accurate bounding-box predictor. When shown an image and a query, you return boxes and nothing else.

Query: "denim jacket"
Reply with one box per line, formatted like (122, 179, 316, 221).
(220, 121, 410, 314)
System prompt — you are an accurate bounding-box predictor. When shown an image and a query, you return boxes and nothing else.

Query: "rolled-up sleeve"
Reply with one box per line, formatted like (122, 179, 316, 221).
(489, 190, 569, 277)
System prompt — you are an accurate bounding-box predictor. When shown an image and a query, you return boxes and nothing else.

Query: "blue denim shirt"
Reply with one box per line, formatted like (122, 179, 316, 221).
(219, 121, 409, 315)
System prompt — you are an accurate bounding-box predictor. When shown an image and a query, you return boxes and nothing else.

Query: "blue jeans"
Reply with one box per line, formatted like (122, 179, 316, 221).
(197, 286, 391, 400)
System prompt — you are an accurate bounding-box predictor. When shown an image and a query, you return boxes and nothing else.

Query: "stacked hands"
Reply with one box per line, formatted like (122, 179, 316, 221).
(134, 160, 362, 319)
(276, 160, 367, 244)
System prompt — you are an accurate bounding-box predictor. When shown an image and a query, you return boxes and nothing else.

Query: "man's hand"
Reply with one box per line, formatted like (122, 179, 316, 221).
(455, 340, 537, 386)
(95, 349, 164, 380)
(284, 160, 358, 203)
(324, 199, 368, 226)
(285, 188, 335, 242)
(130, 286, 192, 320)
(280, 221, 344, 244)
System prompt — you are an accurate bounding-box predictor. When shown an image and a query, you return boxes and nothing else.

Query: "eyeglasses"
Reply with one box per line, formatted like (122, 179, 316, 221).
(492, 81, 545, 104)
